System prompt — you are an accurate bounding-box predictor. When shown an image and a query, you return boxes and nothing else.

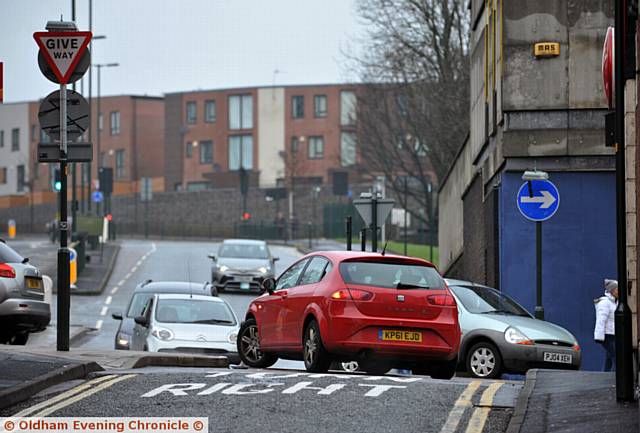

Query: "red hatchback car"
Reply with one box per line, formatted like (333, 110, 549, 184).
(237, 251, 461, 378)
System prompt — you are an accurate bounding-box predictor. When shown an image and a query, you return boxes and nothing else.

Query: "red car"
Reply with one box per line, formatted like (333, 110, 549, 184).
(237, 251, 461, 378)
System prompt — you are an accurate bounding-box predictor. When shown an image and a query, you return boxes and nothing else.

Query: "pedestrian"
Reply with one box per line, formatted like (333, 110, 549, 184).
(593, 278, 618, 372)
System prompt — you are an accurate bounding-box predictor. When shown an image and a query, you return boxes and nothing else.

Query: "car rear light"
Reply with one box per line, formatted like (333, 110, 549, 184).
(330, 289, 373, 301)
(426, 294, 456, 306)
(0, 263, 16, 279)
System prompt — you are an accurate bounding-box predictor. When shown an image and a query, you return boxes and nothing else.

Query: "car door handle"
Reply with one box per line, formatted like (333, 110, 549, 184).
(279, 290, 288, 299)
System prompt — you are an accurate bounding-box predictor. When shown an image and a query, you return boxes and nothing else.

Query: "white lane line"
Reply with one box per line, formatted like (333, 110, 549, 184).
(110, 286, 119, 295)
(136, 260, 143, 266)
(131, 266, 138, 273)
(100, 306, 108, 316)
(118, 279, 126, 286)
(125, 272, 132, 279)
(105, 296, 113, 305)
(95, 319, 103, 330)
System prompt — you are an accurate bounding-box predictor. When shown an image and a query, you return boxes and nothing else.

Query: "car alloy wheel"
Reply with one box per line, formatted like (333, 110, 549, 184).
(303, 320, 331, 372)
(237, 318, 277, 368)
(470, 346, 497, 377)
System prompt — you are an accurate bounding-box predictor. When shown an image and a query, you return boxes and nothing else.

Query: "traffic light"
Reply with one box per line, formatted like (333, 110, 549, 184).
(99, 167, 113, 195)
(242, 212, 251, 221)
(52, 168, 62, 192)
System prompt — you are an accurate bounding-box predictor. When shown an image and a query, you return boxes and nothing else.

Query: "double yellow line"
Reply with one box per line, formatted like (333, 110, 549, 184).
(440, 380, 503, 433)
(13, 374, 136, 417)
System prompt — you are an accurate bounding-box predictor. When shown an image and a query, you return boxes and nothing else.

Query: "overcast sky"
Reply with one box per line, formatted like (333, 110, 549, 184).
(1, 0, 363, 103)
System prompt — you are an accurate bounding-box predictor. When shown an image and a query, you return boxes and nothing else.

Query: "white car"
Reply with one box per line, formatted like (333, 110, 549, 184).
(130, 293, 240, 363)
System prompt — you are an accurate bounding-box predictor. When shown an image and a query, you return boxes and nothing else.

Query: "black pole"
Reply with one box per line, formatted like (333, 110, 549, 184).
(360, 228, 366, 252)
(57, 84, 70, 352)
(71, 0, 77, 233)
(614, 0, 634, 401)
(345, 216, 352, 251)
(371, 196, 378, 252)
(96, 65, 101, 216)
(534, 221, 544, 320)
(404, 176, 408, 256)
(87, 0, 92, 213)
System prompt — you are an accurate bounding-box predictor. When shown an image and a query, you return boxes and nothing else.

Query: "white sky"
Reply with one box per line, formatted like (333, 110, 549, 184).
(1, 0, 363, 103)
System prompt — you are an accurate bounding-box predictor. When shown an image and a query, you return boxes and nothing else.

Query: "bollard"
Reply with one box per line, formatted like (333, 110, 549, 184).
(360, 228, 367, 252)
(345, 216, 352, 251)
(308, 222, 313, 249)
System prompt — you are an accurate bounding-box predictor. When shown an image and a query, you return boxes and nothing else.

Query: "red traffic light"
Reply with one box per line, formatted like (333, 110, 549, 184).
(242, 212, 251, 220)
(106, 214, 113, 222)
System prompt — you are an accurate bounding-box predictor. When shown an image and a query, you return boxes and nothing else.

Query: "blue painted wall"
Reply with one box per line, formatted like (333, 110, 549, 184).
(499, 171, 617, 371)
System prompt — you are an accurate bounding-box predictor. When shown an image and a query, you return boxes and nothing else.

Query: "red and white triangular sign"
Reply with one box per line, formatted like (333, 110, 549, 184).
(33, 31, 92, 84)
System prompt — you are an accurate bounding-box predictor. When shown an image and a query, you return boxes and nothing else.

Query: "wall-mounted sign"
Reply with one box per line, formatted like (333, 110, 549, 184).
(533, 42, 560, 58)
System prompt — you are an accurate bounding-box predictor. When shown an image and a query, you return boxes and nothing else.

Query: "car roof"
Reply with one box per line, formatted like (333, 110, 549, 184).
(134, 281, 211, 294)
(301, 250, 436, 267)
(445, 278, 492, 289)
(155, 293, 224, 302)
(222, 239, 267, 245)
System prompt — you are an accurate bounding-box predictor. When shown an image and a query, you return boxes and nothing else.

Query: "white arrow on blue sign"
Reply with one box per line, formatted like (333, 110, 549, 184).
(92, 190, 104, 203)
(517, 179, 560, 222)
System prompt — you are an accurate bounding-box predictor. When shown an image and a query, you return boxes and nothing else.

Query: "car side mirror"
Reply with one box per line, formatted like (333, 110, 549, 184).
(262, 278, 276, 294)
(111, 311, 123, 321)
(134, 316, 148, 327)
(207, 253, 217, 261)
(272, 257, 279, 262)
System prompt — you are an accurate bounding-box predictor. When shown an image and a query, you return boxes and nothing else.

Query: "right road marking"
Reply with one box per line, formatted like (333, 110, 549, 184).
(439, 380, 482, 433)
(464, 382, 503, 433)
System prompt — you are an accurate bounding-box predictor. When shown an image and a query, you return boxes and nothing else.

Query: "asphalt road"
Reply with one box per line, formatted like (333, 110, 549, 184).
(2, 368, 520, 433)
(29, 239, 305, 369)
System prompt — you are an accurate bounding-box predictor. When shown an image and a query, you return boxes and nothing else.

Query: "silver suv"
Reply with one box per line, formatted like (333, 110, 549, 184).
(0, 239, 50, 345)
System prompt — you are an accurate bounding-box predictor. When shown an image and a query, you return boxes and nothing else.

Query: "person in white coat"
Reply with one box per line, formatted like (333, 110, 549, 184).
(593, 279, 618, 372)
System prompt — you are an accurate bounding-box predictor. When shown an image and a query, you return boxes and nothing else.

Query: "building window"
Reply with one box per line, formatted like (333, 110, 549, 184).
(200, 140, 213, 164)
(100, 152, 106, 168)
(40, 129, 51, 144)
(0, 167, 6, 184)
(187, 182, 211, 192)
(340, 91, 357, 126)
(185, 142, 193, 158)
(228, 135, 253, 170)
(186, 101, 197, 124)
(291, 136, 299, 153)
(205, 100, 216, 123)
(115, 149, 125, 179)
(229, 95, 253, 130)
(110, 111, 120, 135)
(16, 165, 25, 192)
(81, 163, 89, 185)
(98, 113, 104, 131)
(314, 95, 327, 117)
(11, 128, 19, 151)
(340, 132, 357, 166)
(308, 136, 324, 159)
(292, 95, 304, 118)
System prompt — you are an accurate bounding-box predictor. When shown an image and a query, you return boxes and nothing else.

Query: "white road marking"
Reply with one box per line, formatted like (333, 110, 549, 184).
(358, 384, 407, 397)
(125, 272, 132, 279)
(136, 260, 143, 266)
(110, 286, 119, 295)
(131, 266, 138, 272)
(118, 279, 126, 286)
(100, 306, 108, 316)
(281, 381, 346, 395)
(95, 319, 103, 330)
(105, 296, 113, 305)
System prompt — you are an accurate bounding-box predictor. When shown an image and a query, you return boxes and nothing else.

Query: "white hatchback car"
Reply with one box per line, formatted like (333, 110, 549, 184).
(130, 293, 240, 363)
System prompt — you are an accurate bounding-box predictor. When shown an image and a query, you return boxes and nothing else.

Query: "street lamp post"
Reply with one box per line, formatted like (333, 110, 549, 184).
(85, 34, 106, 213)
(93, 62, 119, 215)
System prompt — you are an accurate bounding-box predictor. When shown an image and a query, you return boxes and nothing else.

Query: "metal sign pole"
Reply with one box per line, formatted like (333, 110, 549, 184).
(535, 221, 544, 320)
(57, 83, 70, 351)
(371, 195, 378, 252)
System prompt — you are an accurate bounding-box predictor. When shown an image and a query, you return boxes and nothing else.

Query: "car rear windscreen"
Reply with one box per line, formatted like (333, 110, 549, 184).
(0, 243, 24, 264)
(155, 299, 236, 325)
(339, 261, 445, 289)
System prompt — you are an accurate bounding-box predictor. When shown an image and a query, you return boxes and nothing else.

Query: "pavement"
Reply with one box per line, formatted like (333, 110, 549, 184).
(71, 242, 120, 295)
(506, 369, 638, 433)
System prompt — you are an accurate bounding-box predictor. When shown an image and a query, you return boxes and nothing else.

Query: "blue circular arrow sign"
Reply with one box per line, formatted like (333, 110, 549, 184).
(517, 179, 560, 222)
(92, 191, 104, 203)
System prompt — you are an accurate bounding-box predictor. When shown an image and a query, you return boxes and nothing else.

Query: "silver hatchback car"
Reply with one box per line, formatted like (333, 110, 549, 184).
(0, 240, 50, 344)
(446, 279, 581, 378)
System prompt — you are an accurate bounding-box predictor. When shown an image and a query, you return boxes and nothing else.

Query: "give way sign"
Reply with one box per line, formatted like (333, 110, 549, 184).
(33, 31, 92, 84)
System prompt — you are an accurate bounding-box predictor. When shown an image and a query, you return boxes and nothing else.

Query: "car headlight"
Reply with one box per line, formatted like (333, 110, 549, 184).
(218, 265, 229, 273)
(258, 267, 269, 274)
(116, 332, 130, 348)
(228, 332, 238, 343)
(504, 327, 533, 345)
(151, 327, 174, 341)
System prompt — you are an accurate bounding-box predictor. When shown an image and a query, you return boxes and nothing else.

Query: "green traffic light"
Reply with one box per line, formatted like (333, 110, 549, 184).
(54, 181, 62, 191)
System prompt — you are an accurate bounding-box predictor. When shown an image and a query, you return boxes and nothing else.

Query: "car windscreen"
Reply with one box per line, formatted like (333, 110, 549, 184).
(127, 293, 152, 317)
(339, 261, 446, 289)
(155, 299, 236, 325)
(0, 243, 24, 264)
(450, 285, 530, 316)
(219, 243, 269, 259)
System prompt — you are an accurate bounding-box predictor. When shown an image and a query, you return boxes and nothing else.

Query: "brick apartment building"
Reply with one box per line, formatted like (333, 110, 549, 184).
(164, 84, 360, 192)
(27, 95, 164, 204)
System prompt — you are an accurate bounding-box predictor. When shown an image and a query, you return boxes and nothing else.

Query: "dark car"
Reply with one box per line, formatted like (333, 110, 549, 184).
(209, 239, 278, 293)
(111, 280, 216, 350)
(0, 239, 50, 345)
